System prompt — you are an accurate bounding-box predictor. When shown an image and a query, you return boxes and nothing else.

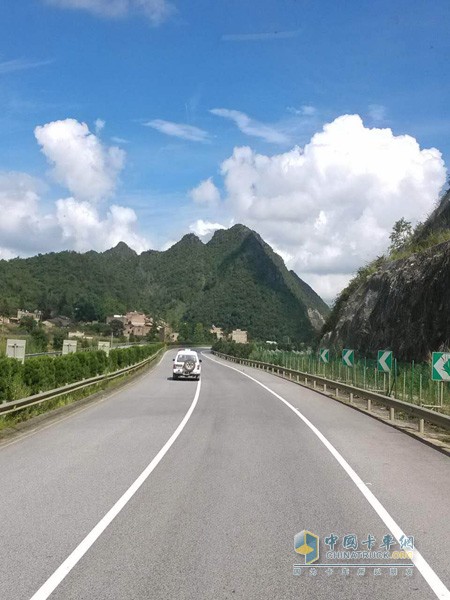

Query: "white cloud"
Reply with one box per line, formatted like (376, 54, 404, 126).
(222, 29, 301, 42)
(160, 239, 177, 251)
(95, 118, 105, 133)
(56, 198, 148, 252)
(144, 119, 210, 142)
(35, 118, 125, 202)
(0, 119, 148, 258)
(287, 105, 317, 117)
(0, 172, 56, 256)
(192, 114, 446, 301)
(189, 219, 227, 239)
(0, 170, 149, 257)
(189, 177, 221, 206)
(45, 0, 175, 25)
(0, 58, 54, 75)
(111, 136, 129, 144)
(210, 108, 289, 145)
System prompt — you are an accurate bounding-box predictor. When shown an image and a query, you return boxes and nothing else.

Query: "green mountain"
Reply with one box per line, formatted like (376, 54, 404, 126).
(320, 191, 450, 360)
(0, 224, 329, 344)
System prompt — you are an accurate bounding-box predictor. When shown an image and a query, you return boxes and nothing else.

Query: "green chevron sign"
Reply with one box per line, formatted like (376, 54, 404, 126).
(377, 350, 393, 373)
(432, 352, 450, 382)
(319, 349, 330, 364)
(342, 349, 355, 367)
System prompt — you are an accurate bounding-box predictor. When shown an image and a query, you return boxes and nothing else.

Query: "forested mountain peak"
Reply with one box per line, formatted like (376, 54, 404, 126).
(0, 225, 329, 344)
(103, 242, 137, 259)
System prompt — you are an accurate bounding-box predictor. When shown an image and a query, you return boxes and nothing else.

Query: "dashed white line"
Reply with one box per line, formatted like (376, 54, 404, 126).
(204, 353, 450, 600)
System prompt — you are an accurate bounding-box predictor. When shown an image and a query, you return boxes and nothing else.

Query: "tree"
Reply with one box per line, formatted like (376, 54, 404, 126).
(193, 322, 205, 343)
(52, 329, 65, 351)
(30, 327, 49, 352)
(389, 218, 413, 253)
(20, 315, 37, 333)
(146, 321, 159, 342)
(0, 298, 12, 317)
(110, 319, 124, 337)
(178, 322, 192, 342)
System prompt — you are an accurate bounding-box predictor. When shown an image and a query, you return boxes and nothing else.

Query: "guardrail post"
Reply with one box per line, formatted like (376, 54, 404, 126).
(336, 387, 339, 398)
(367, 398, 372, 411)
(313, 380, 317, 389)
(389, 407, 395, 421)
(419, 419, 424, 434)
(323, 383, 327, 393)
(305, 377, 308, 386)
(349, 392, 353, 403)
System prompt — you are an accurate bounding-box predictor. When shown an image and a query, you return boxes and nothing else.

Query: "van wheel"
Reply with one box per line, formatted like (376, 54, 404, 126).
(173, 375, 178, 380)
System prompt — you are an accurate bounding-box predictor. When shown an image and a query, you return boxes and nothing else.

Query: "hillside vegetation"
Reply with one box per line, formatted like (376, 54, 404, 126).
(0, 224, 329, 345)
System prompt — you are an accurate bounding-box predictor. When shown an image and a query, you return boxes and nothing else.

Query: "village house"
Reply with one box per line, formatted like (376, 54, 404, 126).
(231, 329, 248, 344)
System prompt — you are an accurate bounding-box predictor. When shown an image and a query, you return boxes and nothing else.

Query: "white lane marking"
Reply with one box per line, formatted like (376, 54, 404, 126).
(204, 353, 450, 600)
(0, 350, 168, 453)
(29, 376, 201, 600)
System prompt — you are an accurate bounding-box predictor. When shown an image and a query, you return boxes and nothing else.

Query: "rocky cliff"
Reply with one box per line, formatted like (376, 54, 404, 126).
(321, 192, 450, 361)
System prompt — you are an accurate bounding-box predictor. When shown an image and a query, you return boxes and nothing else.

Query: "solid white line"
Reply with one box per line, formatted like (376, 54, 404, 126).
(29, 376, 201, 600)
(204, 353, 450, 600)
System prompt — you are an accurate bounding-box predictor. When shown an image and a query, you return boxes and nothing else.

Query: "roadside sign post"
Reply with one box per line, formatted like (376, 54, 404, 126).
(342, 349, 355, 367)
(377, 350, 393, 395)
(62, 340, 77, 355)
(319, 348, 329, 376)
(6, 339, 26, 364)
(98, 341, 111, 356)
(431, 352, 450, 382)
(432, 353, 450, 407)
(342, 349, 355, 385)
(319, 349, 330, 364)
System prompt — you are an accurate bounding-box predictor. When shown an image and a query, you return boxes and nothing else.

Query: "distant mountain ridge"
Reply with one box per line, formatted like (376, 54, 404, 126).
(0, 224, 329, 344)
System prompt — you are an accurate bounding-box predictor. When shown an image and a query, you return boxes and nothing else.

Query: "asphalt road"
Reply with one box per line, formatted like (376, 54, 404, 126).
(0, 349, 449, 600)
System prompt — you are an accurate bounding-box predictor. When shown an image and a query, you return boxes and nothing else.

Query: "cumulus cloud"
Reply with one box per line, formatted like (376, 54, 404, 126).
(144, 119, 210, 142)
(192, 114, 446, 301)
(0, 118, 148, 258)
(56, 198, 148, 252)
(44, 0, 175, 25)
(0, 172, 56, 256)
(35, 119, 125, 202)
(0, 170, 149, 257)
(210, 108, 290, 144)
(189, 177, 221, 206)
(189, 219, 227, 239)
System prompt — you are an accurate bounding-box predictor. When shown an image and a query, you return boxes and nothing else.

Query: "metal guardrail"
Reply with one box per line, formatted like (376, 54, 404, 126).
(25, 351, 62, 358)
(212, 352, 450, 432)
(0, 347, 165, 417)
(23, 342, 148, 359)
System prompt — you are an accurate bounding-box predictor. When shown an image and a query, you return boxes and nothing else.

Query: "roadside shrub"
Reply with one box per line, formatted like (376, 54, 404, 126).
(0, 343, 164, 402)
(0, 357, 24, 402)
(211, 339, 254, 359)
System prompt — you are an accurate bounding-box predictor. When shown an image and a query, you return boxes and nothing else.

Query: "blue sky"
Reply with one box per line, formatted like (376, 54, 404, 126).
(0, 0, 449, 300)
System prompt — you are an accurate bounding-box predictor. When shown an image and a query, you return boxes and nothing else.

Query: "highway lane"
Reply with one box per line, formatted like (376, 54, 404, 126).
(0, 349, 449, 599)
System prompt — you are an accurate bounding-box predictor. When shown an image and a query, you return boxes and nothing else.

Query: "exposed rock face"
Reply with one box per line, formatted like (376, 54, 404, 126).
(321, 240, 450, 361)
